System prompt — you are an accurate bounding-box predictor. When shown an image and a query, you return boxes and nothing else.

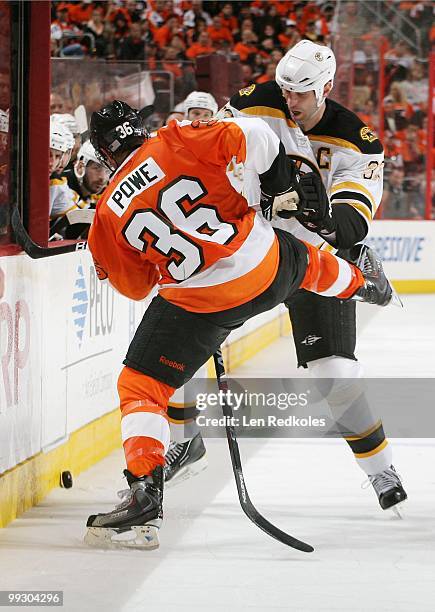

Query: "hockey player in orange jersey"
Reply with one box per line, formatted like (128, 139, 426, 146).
(85, 100, 396, 550)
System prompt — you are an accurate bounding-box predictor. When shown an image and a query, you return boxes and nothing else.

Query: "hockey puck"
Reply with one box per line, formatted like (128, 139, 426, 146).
(60, 470, 73, 488)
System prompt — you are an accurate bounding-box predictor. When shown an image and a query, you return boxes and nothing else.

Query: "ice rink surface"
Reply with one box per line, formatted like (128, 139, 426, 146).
(1, 296, 434, 612)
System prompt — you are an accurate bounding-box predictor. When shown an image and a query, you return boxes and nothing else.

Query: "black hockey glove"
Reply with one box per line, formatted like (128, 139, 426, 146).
(296, 172, 336, 235)
(260, 163, 306, 221)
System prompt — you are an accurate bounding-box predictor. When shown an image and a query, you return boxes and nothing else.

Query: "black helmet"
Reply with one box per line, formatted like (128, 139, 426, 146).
(90, 100, 151, 171)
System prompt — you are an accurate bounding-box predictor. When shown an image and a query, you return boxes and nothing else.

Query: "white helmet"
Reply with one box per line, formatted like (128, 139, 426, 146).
(74, 140, 104, 182)
(0, 109, 9, 133)
(51, 112, 79, 135)
(183, 91, 218, 116)
(275, 40, 336, 107)
(50, 117, 74, 152)
(76, 140, 100, 166)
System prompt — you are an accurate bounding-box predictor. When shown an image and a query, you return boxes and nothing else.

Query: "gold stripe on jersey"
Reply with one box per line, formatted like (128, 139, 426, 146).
(331, 181, 376, 208)
(49, 178, 66, 186)
(354, 439, 388, 459)
(239, 106, 297, 128)
(344, 419, 383, 441)
(331, 182, 376, 223)
(308, 135, 362, 153)
(332, 200, 372, 223)
(321, 242, 335, 253)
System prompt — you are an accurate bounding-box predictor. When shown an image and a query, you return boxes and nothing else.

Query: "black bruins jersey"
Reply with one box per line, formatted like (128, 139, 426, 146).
(226, 81, 384, 250)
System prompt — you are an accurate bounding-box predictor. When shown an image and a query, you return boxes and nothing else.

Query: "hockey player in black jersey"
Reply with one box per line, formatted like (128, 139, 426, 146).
(170, 41, 407, 513)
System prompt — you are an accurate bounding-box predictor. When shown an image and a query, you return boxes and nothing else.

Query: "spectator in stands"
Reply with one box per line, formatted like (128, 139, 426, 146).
(401, 62, 429, 115)
(339, 1, 368, 37)
(260, 24, 280, 46)
(219, 3, 239, 36)
(111, 11, 131, 57)
(234, 29, 259, 62)
(68, 1, 95, 26)
(145, 0, 168, 29)
(316, 2, 335, 41)
(389, 81, 413, 120)
(207, 14, 233, 46)
(51, 5, 74, 38)
(251, 53, 266, 81)
(278, 20, 301, 51)
(383, 94, 409, 134)
(303, 20, 323, 43)
(168, 34, 187, 60)
(381, 167, 408, 218)
(183, 0, 212, 29)
(270, 48, 284, 63)
(256, 61, 277, 84)
(240, 63, 254, 88)
(186, 16, 207, 47)
(401, 123, 425, 173)
(186, 31, 215, 59)
(117, 22, 145, 61)
(385, 41, 415, 83)
(260, 37, 276, 55)
(84, 8, 109, 58)
(124, 0, 145, 24)
(236, 17, 255, 42)
(358, 99, 378, 131)
(260, 3, 283, 35)
(154, 15, 184, 49)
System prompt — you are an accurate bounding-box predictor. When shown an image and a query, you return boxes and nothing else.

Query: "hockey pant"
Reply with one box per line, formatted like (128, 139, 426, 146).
(118, 234, 365, 476)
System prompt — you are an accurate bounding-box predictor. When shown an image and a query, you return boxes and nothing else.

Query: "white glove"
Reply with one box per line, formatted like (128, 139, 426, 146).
(260, 189, 300, 221)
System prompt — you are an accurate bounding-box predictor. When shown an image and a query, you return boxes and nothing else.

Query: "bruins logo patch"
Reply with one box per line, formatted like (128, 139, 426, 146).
(360, 126, 378, 143)
(239, 84, 256, 96)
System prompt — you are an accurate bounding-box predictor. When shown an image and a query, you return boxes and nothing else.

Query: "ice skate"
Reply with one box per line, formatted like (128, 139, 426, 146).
(350, 244, 403, 307)
(84, 466, 163, 550)
(164, 432, 208, 488)
(368, 465, 407, 516)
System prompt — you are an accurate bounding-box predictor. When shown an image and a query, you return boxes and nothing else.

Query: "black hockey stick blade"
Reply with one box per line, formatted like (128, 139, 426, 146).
(213, 350, 314, 553)
(11, 205, 87, 259)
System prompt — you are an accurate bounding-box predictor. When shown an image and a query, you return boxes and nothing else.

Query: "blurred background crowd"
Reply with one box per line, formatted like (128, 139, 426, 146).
(47, 0, 434, 222)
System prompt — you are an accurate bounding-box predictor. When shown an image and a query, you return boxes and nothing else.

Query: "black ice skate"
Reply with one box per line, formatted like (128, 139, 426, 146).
(349, 244, 403, 307)
(164, 432, 208, 488)
(84, 466, 163, 549)
(369, 465, 407, 515)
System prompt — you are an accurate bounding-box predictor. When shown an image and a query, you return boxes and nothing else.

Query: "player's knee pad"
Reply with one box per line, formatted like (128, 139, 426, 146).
(307, 356, 365, 414)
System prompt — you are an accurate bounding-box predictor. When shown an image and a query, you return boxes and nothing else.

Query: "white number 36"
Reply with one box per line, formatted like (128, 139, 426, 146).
(115, 122, 134, 139)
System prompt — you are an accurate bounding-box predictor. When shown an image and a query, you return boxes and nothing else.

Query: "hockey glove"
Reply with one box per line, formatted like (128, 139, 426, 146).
(297, 172, 336, 235)
(260, 165, 306, 221)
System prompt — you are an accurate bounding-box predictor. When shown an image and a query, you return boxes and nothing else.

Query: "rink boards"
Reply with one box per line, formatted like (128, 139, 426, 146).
(0, 218, 434, 526)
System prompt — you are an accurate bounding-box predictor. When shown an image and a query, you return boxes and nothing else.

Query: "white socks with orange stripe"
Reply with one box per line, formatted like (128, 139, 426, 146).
(308, 356, 392, 476)
(300, 242, 364, 299)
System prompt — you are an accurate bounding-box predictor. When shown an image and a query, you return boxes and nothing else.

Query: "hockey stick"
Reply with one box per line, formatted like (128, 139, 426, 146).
(11, 205, 87, 259)
(213, 349, 314, 553)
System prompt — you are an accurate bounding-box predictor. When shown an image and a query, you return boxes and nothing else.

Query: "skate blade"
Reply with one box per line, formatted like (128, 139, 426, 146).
(84, 519, 162, 550)
(165, 455, 208, 489)
(389, 285, 403, 308)
(390, 499, 406, 520)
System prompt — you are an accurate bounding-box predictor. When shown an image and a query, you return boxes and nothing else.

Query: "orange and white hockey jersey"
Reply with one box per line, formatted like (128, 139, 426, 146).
(88, 117, 289, 313)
